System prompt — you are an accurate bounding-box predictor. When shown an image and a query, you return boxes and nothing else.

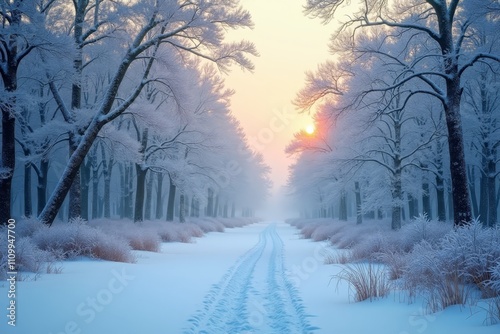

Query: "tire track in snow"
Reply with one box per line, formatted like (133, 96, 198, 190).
(184, 224, 317, 334)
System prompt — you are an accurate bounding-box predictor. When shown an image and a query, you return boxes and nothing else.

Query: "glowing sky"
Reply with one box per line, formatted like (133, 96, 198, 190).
(225, 0, 333, 195)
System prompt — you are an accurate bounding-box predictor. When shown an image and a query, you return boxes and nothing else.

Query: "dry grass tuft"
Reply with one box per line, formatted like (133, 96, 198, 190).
(332, 262, 390, 302)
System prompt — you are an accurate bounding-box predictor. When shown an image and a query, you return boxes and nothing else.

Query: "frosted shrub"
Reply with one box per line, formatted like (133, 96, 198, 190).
(16, 217, 48, 237)
(332, 223, 387, 249)
(487, 261, 500, 295)
(15, 237, 55, 273)
(311, 223, 348, 242)
(91, 234, 134, 263)
(332, 262, 390, 302)
(0, 226, 56, 278)
(118, 228, 161, 252)
(32, 220, 133, 263)
(402, 220, 500, 311)
(485, 262, 500, 324)
(90, 220, 161, 252)
(439, 220, 500, 295)
(301, 222, 325, 239)
(218, 218, 255, 228)
(183, 223, 205, 238)
(402, 240, 470, 311)
(350, 231, 400, 262)
(399, 214, 451, 252)
(33, 221, 96, 257)
(192, 218, 225, 233)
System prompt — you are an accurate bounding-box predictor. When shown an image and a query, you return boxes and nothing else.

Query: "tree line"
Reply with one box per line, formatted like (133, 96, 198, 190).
(0, 0, 270, 226)
(287, 0, 500, 229)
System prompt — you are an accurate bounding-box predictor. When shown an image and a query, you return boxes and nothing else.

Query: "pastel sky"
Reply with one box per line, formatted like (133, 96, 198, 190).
(225, 0, 335, 195)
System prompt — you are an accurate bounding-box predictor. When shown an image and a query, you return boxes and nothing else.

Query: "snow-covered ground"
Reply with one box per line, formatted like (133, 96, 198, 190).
(0, 221, 499, 333)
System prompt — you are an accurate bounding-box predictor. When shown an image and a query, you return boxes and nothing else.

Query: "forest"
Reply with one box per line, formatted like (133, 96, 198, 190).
(1, 0, 500, 332)
(0, 0, 270, 226)
(287, 0, 500, 230)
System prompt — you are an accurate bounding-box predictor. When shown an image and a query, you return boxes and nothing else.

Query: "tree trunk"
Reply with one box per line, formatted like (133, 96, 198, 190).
(207, 188, 214, 217)
(166, 175, 176, 221)
(68, 135, 82, 220)
(407, 193, 417, 219)
(339, 189, 347, 221)
(190, 197, 196, 217)
(37, 159, 49, 216)
(91, 148, 99, 220)
(0, 70, 17, 226)
(155, 172, 163, 219)
(436, 174, 446, 222)
(442, 29, 472, 225)
(80, 159, 90, 221)
(223, 201, 228, 218)
(67, 0, 87, 221)
(179, 192, 185, 223)
(391, 115, 402, 230)
(422, 177, 432, 219)
(102, 148, 112, 219)
(24, 162, 32, 217)
(134, 165, 147, 222)
(479, 166, 489, 225)
(487, 155, 497, 227)
(38, 119, 105, 225)
(119, 164, 126, 218)
(354, 181, 362, 224)
(391, 170, 402, 230)
(144, 172, 153, 221)
(231, 202, 236, 218)
(213, 195, 219, 218)
(0, 6, 21, 226)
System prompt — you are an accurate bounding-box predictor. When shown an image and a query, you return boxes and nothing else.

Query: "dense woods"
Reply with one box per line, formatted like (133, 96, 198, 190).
(287, 0, 500, 229)
(0, 0, 270, 226)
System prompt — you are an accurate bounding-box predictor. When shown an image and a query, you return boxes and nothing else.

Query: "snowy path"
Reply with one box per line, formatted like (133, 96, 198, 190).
(1, 221, 499, 334)
(184, 223, 316, 334)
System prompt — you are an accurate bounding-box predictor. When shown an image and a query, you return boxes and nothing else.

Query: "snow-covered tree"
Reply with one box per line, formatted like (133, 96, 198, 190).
(304, 0, 500, 225)
(0, 0, 62, 225)
(37, 0, 257, 226)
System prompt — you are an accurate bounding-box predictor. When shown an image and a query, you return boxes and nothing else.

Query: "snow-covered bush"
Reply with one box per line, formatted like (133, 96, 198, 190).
(14, 237, 55, 273)
(142, 221, 201, 243)
(438, 220, 500, 296)
(398, 214, 451, 252)
(192, 218, 225, 233)
(0, 225, 56, 279)
(16, 217, 48, 238)
(311, 222, 348, 242)
(32, 219, 134, 263)
(301, 222, 326, 239)
(488, 261, 500, 295)
(218, 217, 256, 228)
(402, 240, 470, 310)
(402, 220, 500, 311)
(332, 223, 389, 249)
(90, 220, 161, 252)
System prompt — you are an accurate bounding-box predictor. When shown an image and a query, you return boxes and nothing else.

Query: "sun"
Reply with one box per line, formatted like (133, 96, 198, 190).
(305, 124, 315, 135)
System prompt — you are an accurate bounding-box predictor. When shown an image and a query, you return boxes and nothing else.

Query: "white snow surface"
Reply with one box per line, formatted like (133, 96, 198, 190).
(1, 221, 499, 334)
